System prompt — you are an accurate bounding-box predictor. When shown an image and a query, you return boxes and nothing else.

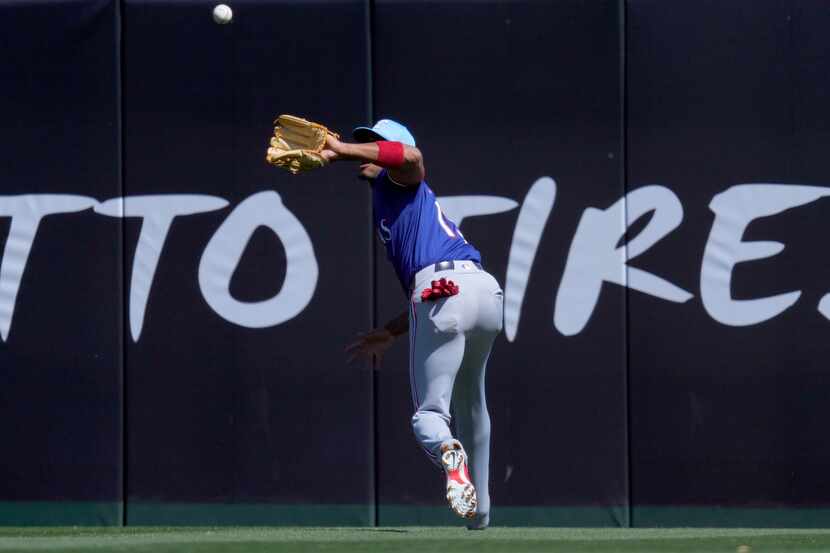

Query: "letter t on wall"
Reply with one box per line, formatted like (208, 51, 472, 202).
(0, 195, 98, 341)
(95, 195, 228, 341)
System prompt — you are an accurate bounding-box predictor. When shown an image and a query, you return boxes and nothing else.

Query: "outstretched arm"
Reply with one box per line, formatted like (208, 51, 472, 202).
(345, 310, 409, 366)
(382, 310, 409, 337)
(322, 134, 425, 186)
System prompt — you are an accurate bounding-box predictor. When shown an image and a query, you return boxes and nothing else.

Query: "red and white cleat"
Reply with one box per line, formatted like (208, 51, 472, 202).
(441, 440, 477, 519)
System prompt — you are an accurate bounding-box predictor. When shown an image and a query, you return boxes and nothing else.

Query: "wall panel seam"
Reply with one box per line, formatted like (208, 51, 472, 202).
(621, 0, 632, 530)
(365, 0, 378, 528)
(115, 0, 128, 528)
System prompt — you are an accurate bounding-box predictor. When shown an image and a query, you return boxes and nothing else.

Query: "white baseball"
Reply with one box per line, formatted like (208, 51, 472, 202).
(212, 4, 233, 24)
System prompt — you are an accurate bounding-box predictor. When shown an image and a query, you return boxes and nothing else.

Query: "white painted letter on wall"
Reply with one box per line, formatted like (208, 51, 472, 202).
(198, 191, 318, 328)
(554, 185, 693, 336)
(0, 195, 98, 341)
(95, 195, 228, 341)
(702, 184, 830, 326)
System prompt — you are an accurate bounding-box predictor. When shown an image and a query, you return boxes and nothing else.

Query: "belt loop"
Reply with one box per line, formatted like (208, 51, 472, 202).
(431, 260, 482, 273)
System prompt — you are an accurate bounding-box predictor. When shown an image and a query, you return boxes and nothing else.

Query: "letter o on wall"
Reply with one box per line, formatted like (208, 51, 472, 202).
(198, 191, 318, 327)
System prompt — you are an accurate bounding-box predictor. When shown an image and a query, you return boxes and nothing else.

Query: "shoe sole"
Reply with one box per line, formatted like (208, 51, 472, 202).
(446, 482, 477, 519)
(442, 445, 477, 519)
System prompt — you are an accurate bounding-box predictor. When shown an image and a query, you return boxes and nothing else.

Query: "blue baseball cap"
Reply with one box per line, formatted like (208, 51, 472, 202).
(352, 119, 416, 146)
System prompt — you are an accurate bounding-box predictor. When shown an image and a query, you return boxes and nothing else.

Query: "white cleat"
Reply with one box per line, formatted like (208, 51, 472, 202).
(440, 440, 477, 519)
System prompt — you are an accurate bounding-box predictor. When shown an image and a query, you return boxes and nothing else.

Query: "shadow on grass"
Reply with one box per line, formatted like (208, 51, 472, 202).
(353, 529, 410, 534)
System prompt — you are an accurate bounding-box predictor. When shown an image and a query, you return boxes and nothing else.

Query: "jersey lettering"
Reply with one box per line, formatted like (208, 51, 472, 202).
(378, 218, 392, 243)
(372, 172, 481, 291)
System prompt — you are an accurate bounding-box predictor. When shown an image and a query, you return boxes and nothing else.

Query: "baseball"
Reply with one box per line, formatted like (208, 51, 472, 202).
(212, 4, 233, 24)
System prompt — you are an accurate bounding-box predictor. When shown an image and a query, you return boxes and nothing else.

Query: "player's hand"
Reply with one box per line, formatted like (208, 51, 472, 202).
(345, 328, 395, 367)
(320, 148, 339, 162)
(321, 133, 346, 162)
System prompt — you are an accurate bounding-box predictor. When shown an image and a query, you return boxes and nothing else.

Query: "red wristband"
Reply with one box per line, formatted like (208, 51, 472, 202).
(376, 141, 405, 168)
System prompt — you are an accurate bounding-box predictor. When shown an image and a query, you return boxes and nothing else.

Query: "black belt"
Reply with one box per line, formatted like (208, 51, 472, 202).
(432, 260, 483, 272)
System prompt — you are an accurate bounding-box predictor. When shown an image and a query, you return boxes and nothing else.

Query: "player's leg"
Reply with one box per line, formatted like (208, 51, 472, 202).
(410, 295, 480, 520)
(409, 299, 466, 463)
(409, 268, 501, 521)
(452, 340, 495, 528)
(451, 271, 503, 528)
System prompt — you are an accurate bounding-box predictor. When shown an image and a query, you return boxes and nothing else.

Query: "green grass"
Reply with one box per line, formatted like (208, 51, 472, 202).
(2, 527, 830, 553)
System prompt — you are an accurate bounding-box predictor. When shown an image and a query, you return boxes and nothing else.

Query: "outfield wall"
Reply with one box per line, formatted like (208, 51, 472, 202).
(2, 0, 830, 527)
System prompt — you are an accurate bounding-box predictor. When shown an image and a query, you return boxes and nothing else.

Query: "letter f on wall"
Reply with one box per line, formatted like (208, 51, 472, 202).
(554, 186, 693, 336)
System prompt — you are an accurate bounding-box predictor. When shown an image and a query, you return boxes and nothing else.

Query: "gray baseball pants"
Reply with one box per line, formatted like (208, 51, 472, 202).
(408, 261, 503, 523)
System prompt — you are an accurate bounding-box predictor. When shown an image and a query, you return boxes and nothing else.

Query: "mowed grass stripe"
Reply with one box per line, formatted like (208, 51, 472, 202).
(2, 527, 830, 552)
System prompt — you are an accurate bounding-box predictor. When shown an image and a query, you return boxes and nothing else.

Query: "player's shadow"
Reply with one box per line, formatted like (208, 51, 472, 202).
(430, 298, 450, 316)
(355, 529, 409, 534)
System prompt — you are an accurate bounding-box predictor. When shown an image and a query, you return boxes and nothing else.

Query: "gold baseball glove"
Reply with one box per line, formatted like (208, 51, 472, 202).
(265, 114, 339, 174)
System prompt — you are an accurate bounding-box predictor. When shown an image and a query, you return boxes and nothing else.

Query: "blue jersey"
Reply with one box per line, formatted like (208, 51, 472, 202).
(372, 170, 482, 292)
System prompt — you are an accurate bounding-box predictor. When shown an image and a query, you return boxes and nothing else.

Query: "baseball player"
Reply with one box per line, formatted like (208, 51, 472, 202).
(321, 120, 503, 529)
